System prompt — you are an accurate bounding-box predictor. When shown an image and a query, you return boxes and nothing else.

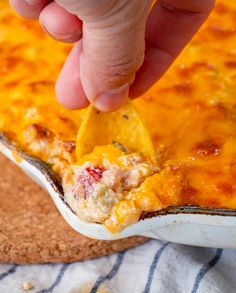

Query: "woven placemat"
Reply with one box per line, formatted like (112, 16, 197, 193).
(0, 154, 147, 264)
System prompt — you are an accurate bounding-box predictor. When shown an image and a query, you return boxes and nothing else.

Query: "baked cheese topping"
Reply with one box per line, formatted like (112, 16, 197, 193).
(1, 1, 236, 232)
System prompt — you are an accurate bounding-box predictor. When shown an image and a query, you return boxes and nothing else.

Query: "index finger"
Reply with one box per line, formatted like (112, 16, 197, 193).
(9, 0, 49, 19)
(130, 0, 215, 97)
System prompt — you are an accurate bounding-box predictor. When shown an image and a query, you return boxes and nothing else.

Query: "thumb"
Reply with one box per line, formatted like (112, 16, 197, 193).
(56, 0, 152, 111)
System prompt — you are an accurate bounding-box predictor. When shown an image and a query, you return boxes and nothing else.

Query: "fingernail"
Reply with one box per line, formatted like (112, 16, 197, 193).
(41, 25, 82, 42)
(53, 30, 82, 42)
(25, 0, 42, 5)
(95, 83, 129, 111)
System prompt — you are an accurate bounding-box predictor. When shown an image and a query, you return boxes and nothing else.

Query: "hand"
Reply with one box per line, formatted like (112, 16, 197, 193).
(10, 0, 215, 111)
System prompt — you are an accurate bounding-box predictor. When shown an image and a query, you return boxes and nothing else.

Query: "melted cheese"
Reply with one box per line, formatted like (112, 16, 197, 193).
(1, 1, 236, 231)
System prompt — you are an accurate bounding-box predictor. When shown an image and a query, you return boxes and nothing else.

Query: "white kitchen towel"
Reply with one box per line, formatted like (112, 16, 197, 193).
(0, 239, 234, 293)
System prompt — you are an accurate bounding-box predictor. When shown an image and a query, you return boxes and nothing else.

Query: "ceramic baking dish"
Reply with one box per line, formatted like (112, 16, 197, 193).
(1, 133, 236, 248)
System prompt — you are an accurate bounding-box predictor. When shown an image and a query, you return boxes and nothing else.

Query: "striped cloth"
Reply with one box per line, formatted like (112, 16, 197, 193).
(0, 240, 234, 293)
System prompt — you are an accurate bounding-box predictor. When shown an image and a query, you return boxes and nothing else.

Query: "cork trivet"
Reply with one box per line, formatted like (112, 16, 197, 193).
(0, 154, 148, 264)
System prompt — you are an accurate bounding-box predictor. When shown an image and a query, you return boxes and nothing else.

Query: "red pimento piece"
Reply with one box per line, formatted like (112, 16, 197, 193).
(85, 166, 105, 182)
(74, 166, 106, 198)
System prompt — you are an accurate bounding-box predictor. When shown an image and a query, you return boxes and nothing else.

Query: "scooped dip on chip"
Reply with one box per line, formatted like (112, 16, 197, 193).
(63, 144, 160, 232)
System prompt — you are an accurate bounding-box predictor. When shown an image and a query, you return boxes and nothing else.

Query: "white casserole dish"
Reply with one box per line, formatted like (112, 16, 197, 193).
(1, 133, 236, 248)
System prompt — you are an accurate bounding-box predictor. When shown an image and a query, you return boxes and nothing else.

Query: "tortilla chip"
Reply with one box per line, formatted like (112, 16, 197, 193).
(76, 101, 156, 162)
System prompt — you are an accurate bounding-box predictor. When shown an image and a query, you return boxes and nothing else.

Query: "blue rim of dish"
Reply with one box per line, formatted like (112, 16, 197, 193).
(1, 131, 236, 220)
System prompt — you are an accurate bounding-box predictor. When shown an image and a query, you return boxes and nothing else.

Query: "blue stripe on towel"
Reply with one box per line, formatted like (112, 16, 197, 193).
(0, 265, 18, 281)
(191, 248, 223, 293)
(36, 263, 70, 293)
(143, 242, 170, 293)
(91, 251, 126, 293)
